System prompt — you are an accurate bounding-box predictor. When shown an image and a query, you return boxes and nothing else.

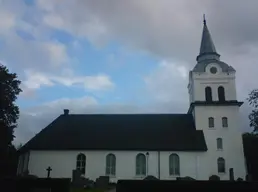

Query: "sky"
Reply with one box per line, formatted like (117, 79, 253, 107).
(0, 0, 257, 145)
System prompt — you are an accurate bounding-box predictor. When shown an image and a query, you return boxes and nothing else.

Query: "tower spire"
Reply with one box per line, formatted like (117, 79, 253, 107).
(196, 15, 220, 62)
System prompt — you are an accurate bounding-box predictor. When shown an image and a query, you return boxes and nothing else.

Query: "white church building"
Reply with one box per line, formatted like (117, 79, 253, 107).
(17, 19, 246, 181)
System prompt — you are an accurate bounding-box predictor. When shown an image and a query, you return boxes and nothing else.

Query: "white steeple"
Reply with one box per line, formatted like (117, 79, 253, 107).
(186, 17, 246, 180)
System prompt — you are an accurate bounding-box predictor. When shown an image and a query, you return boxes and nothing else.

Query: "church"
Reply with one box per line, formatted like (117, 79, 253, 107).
(17, 19, 246, 181)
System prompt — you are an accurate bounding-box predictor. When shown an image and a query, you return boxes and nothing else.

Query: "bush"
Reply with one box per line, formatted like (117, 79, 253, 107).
(176, 176, 195, 181)
(26, 174, 38, 179)
(209, 175, 220, 181)
(182, 176, 195, 180)
(143, 175, 159, 180)
(236, 178, 244, 181)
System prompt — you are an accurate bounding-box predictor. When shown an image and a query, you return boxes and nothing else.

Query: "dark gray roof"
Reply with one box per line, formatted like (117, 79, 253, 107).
(19, 114, 207, 152)
(193, 19, 235, 73)
(199, 20, 217, 56)
(193, 59, 236, 73)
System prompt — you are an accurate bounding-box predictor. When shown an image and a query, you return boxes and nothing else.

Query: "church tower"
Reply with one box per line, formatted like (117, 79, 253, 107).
(188, 17, 246, 180)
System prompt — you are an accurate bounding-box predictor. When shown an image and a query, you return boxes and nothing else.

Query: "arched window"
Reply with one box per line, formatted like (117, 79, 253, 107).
(222, 117, 228, 127)
(169, 154, 180, 175)
(217, 157, 225, 173)
(76, 153, 86, 174)
(218, 86, 225, 101)
(106, 153, 116, 176)
(205, 87, 212, 102)
(208, 117, 214, 128)
(136, 153, 146, 176)
(217, 138, 223, 150)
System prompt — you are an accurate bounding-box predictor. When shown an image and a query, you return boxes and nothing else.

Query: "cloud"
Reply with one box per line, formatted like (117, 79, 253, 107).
(2, 0, 255, 145)
(144, 60, 189, 104)
(0, 0, 70, 73)
(14, 95, 190, 145)
(21, 69, 114, 94)
(1, 0, 255, 97)
(15, 94, 253, 146)
(14, 96, 98, 145)
(0, 9, 16, 32)
(35, 0, 258, 61)
(0, 30, 70, 72)
(34, 0, 258, 97)
(143, 59, 252, 134)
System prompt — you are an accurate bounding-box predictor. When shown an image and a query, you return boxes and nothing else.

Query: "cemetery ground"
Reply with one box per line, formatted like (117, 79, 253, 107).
(70, 188, 107, 192)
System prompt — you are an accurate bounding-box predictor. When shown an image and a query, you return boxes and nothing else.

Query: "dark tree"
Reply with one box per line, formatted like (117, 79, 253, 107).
(244, 89, 258, 181)
(0, 64, 22, 177)
(247, 89, 258, 132)
(242, 132, 258, 181)
(16, 143, 23, 150)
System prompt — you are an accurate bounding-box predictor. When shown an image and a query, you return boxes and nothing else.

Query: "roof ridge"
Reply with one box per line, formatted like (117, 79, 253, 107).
(18, 115, 62, 153)
(62, 113, 191, 116)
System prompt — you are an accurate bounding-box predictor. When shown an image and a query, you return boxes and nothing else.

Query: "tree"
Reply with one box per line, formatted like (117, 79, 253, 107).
(247, 89, 258, 133)
(242, 132, 258, 181)
(0, 64, 22, 177)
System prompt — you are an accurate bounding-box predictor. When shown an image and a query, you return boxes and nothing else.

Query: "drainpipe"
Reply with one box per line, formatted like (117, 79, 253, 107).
(146, 152, 149, 176)
(158, 151, 160, 179)
(196, 155, 199, 180)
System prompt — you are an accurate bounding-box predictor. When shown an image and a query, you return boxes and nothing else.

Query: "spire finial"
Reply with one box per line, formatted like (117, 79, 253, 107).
(203, 14, 206, 25)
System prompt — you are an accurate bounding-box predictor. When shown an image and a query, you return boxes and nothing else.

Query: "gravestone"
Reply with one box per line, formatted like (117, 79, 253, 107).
(85, 179, 94, 189)
(209, 175, 220, 180)
(72, 169, 93, 189)
(237, 177, 244, 181)
(72, 169, 84, 188)
(229, 168, 234, 181)
(246, 174, 252, 181)
(96, 176, 109, 189)
(81, 175, 90, 189)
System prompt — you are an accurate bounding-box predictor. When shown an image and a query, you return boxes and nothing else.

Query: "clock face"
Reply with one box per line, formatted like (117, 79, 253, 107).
(210, 67, 217, 74)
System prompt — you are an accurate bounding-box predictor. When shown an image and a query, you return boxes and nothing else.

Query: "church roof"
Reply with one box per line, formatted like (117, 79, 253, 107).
(193, 17, 235, 72)
(199, 18, 218, 56)
(19, 113, 207, 153)
(193, 59, 235, 73)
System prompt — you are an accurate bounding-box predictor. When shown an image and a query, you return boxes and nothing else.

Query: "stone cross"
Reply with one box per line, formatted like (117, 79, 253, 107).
(46, 166, 52, 178)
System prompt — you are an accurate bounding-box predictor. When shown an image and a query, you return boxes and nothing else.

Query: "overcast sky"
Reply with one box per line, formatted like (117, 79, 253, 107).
(0, 0, 256, 145)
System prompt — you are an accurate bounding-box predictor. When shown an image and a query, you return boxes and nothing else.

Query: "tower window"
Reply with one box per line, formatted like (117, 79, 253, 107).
(217, 138, 223, 150)
(218, 86, 225, 101)
(205, 87, 212, 102)
(208, 117, 214, 128)
(222, 117, 228, 127)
